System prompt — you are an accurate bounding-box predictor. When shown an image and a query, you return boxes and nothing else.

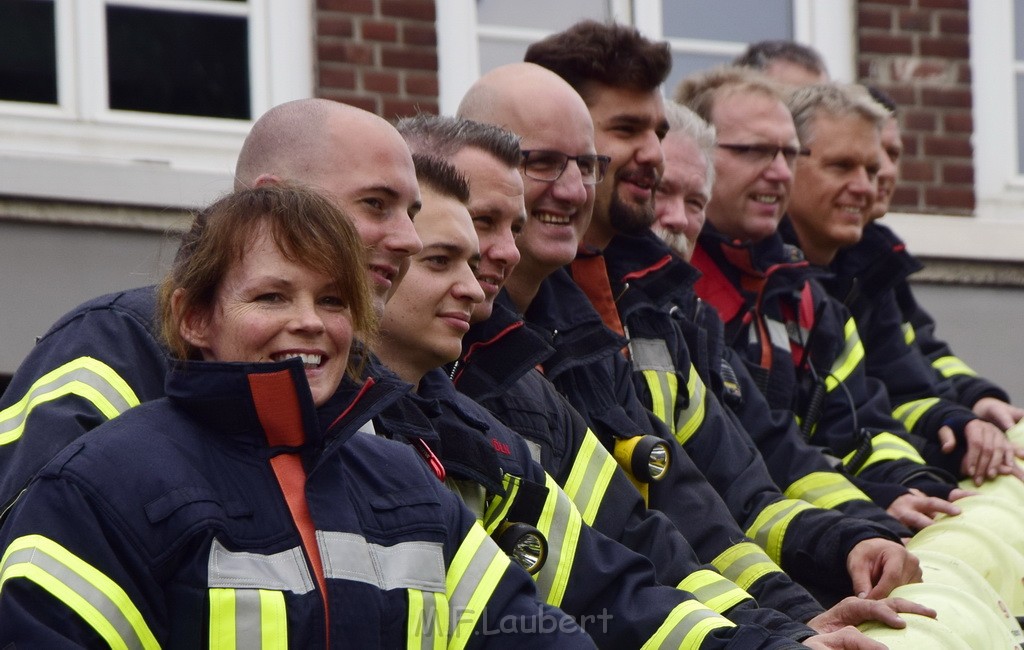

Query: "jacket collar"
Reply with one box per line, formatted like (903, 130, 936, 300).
(450, 301, 553, 400)
(165, 358, 406, 454)
(603, 230, 701, 310)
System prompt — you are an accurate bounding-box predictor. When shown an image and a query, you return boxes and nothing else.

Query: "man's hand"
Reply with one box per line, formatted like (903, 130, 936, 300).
(801, 627, 886, 650)
(885, 488, 961, 531)
(806, 596, 936, 633)
(847, 538, 921, 599)
(938, 419, 1024, 485)
(973, 396, 1024, 431)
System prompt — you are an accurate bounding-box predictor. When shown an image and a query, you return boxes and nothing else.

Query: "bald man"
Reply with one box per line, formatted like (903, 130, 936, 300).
(0, 98, 423, 507)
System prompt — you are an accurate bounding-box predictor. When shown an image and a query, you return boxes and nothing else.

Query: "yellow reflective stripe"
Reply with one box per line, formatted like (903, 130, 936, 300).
(259, 589, 287, 650)
(0, 356, 141, 446)
(446, 522, 509, 650)
(745, 499, 814, 565)
(677, 569, 752, 614)
(481, 474, 520, 535)
(532, 473, 582, 607)
(824, 319, 864, 392)
(0, 534, 158, 650)
(408, 589, 447, 650)
(902, 322, 916, 345)
(783, 471, 871, 509)
(709, 542, 783, 593)
(642, 369, 678, 437)
(208, 588, 287, 649)
(842, 432, 926, 474)
(640, 599, 735, 650)
(674, 366, 706, 446)
(561, 430, 618, 526)
(933, 355, 978, 378)
(209, 588, 236, 650)
(892, 397, 940, 432)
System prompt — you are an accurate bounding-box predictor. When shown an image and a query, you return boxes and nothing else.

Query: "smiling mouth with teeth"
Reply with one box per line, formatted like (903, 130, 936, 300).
(752, 194, 779, 204)
(535, 213, 572, 226)
(271, 352, 323, 368)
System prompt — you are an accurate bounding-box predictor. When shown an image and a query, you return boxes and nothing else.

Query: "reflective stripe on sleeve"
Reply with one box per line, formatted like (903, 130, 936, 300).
(893, 397, 941, 433)
(674, 366, 706, 447)
(640, 599, 735, 650)
(0, 357, 141, 445)
(0, 534, 158, 650)
(824, 319, 865, 392)
(933, 355, 978, 379)
(482, 474, 521, 535)
(901, 322, 916, 346)
(745, 499, 815, 565)
(446, 522, 511, 650)
(407, 588, 448, 650)
(842, 432, 926, 474)
(561, 429, 618, 526)
(783, 471, 871, 509)
(532, 473, 583, 607)
(317, 531, 446, 593)
(631, 337, 679, 437)
(709, 542, 784, 593)
(676, 569, 753, 614)
(208, 588, 287, 650)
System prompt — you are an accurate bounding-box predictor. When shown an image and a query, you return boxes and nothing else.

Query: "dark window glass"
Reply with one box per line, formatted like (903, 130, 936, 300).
(0, 0, 58, 104)
(106, 7, 250, 119)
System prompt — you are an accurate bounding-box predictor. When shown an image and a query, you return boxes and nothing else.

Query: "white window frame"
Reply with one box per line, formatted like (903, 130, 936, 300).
(0, 0, 313, 209)
(438, 0, 853, 115)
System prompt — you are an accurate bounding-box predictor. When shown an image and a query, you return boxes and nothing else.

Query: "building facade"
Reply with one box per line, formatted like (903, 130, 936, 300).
(1, 0, 1022, 394)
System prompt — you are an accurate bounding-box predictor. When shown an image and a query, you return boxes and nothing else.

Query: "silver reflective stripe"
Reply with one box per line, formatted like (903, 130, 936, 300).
(0, 357, 140, 444)
(524, 439, 543, 465)
(318, 531, 446, 592)
(629, 338, 676, 372)
(207, 538, 314, 594)
(2, 545, 148, 650)
(234, 589, 264, 648)
(533, 475, 580, 606)
(655, 603, 733, 649)
(764, 318, 790, 351)
(357, 420, 377, 436)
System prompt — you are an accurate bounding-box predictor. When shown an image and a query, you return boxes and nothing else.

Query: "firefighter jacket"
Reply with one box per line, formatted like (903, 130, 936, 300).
(568, 235, 906, 606)
(0, 285, 168, 509)
(795, 219, 980, 473)
(448, 302, 820, 637)
(0, 358, 592, 648)
(501, 270, 829, 621)
(692, 226, 958, 503)
(375, 368, 808, 649)
(597, 230, 910, 541)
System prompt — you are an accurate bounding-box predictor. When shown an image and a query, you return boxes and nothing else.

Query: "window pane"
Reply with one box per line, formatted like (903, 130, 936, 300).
(1016, 0, 1024, 60)
(477, 0, 609, 31)
(1017, 72, 1024, 175)
(480, 37, 532, 76)
(106, 7, 250, 119)
(664, 52, 734, 100)
(0, 0, 57, 105)
(662, 0, 792, 43)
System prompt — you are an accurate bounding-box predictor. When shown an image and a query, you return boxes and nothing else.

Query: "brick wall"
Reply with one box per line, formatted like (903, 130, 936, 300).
(315, 0, 439, 119)
(857, 0, 974, 215)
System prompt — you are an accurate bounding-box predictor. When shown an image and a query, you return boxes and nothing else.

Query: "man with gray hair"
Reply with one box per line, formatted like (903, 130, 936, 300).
(780, 83, 1024, 495)
(653, 100, 716, 261)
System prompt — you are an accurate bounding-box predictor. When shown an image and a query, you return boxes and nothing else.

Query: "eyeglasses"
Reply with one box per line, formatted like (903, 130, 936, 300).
(521, 149, 611, 185)
(717, 143, 810, 167)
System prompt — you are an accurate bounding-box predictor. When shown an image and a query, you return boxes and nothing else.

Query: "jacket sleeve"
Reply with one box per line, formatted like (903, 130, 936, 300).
(0, 460, 165, 647)
(487, 432, 808, 648)
(0, 289, 169, 508)
(894, 279, 1012, 408)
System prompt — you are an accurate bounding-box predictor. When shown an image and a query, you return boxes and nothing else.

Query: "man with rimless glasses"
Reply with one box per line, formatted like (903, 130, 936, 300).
(680, 66, 969, 531)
